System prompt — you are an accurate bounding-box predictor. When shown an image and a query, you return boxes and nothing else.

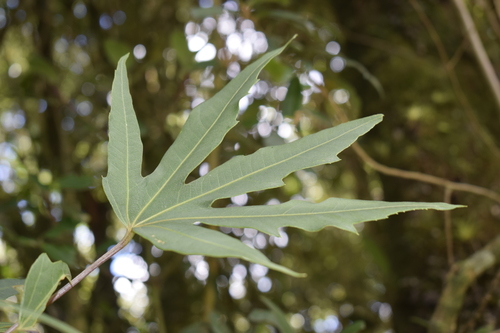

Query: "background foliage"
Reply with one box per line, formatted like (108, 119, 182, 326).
(0, 0, 499, 332)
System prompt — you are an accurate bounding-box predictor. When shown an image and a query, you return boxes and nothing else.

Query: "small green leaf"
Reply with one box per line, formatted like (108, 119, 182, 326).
(18, 254, 71, 330)
(58, 174, 93, 190)
(341, 320, 366, 333)
(0, 300, 81, 333)
(170, 31, 194, 70)
(259, 296, 294, 333)
(345, 59, 385, 99)
(249, 309, 280, 326)
(28, 55, 59, 84)
(209, 312, 231, 333)
(0, 322, 11, 332)
(179, 322, 209, 333)
(190, 6, 224, 19)
(281, 76, 302, 116)
(0, 279, 24, 300)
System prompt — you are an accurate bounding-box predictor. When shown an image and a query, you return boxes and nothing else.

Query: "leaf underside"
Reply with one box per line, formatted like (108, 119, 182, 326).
(18, 254, 71, 330)
(104, 43, 461, 276)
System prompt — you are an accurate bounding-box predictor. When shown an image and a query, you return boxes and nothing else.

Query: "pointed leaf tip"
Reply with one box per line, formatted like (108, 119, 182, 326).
(18, 254, 71, 330)
(117, 53, 130, 65)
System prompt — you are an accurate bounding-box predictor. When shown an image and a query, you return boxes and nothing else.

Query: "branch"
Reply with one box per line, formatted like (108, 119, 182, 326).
(428, 235, 500, 333)
(459, 266, 500, 333)
(5, 230, 135, 333)
(451, 0, 500, 116)
(321, 86, 500, 205)
(408, 0, 500, 161)
(350, 142, 500, 204)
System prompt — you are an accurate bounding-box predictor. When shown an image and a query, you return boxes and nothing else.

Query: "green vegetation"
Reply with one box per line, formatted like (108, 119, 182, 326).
(1, 1, 500, 332)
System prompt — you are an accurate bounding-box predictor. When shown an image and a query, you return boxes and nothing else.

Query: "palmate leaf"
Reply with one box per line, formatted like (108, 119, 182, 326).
(104, 42, 460, 277)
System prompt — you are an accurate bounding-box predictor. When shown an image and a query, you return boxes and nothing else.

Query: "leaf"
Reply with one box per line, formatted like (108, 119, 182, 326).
(0, 300, 81, 333)
(179, 322, 209, 333)
(58, 174, 94, 190)
(0, 322, 11, 333)
(28, 55, 58, 84)
(249, 309, 280, 326)
(249, 296, 293, 333)
(104, 40, 462, 277)
(209, 312, 231, 333)
(341, 320, 366, 333)
(190, 6, 225, 19)
(18, 254, 71, 330)
(135, 223, 300, 276)
(170, 31, 194, 70)
(0, 279, 24, 300)
(281, 76, 302, 117)
(145, 199, 456, 237)
(344, 59, 385, 99)
(41, 243, 77, 267)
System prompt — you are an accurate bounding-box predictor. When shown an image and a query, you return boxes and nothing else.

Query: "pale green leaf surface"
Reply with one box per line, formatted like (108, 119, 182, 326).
(139, 199, 457, 237)
(18, 254, 71, 330)
(104, 42, 461, 277)
(132, 42, 293, 226)
(135, 115, 382, 226)
(102, 53, 144, 227)
(0, 279, 24, 300)
(0, 300, 81, 333)
(135, 223, 304, 277)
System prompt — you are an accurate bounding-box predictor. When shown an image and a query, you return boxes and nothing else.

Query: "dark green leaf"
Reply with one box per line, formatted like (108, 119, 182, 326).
(341, 320, 366, 333)
(209, 312, 231, 333)
(0, 279, 24, 300)
(281, 76, 303, 116)
(58, 174, 93, 190)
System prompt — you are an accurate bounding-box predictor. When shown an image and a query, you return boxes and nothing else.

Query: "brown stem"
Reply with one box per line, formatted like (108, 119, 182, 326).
(429, 235, 500, 333)
(495, 0, 500, 20)
(321, 85, 500, 204)
(459, 267, 500, 333)
(350, 142, 500, 204)
(451, 0, 500, 116)
(49, 230, 134, 304)
(408, 0, 500, 161)
(5, 230, 135, 332)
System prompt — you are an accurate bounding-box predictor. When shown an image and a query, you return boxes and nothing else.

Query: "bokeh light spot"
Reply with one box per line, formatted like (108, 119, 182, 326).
(99, 14, 113, 30)
(133, 44, 147, 60)
(8, 64, 22, 78)
(73, 2, 87, 19)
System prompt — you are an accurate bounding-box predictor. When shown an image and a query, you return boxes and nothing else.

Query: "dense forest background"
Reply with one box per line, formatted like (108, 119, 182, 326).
(1, 0, 500, 332)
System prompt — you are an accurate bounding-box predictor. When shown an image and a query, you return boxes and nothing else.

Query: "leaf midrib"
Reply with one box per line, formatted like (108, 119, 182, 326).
(136, 202, 435, 227)
(130, 64, 264, 227)
(120, 67, 132, 225)
(19, 261, 46, 327)
(134, 118, 376, 227)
